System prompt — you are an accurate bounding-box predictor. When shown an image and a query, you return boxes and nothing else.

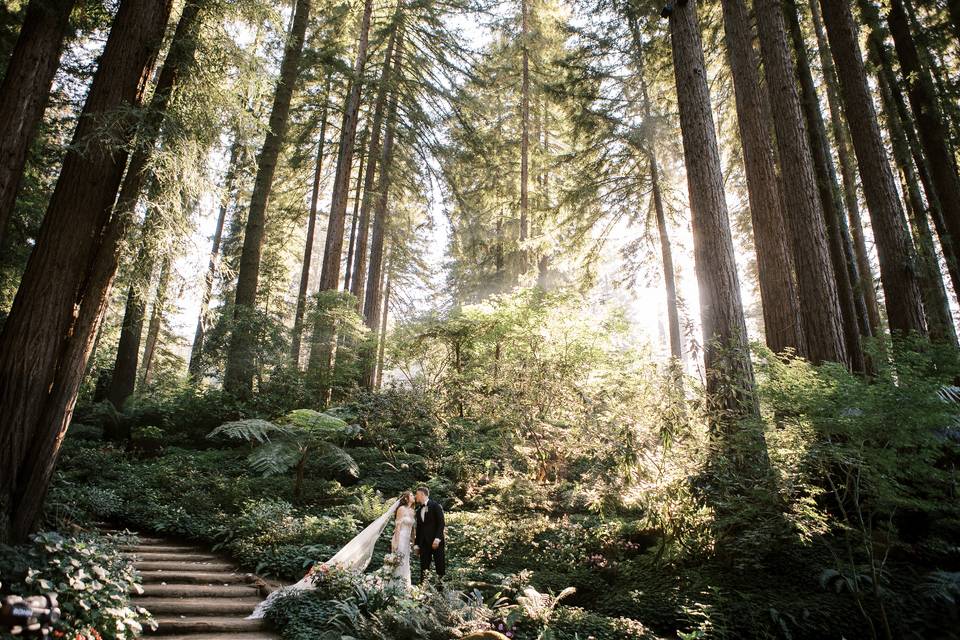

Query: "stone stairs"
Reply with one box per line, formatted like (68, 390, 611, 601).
(120, 534, 279, 640)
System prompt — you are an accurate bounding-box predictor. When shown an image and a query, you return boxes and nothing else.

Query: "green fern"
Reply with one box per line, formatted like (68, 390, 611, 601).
(920, 570, 960, 604)
(207, 411, 358, 494)
(207, 418, 291, 443)
(247, 441, 302, 476)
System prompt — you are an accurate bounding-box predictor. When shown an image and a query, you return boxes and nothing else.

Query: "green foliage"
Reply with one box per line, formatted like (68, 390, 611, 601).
(208, 409, 359, 494)
(0, 532, 154, 639)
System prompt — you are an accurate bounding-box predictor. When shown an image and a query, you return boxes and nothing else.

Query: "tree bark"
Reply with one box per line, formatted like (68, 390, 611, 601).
(224, 0, 312, 396)
(0, 0, 174, 542)
(291, 83, 331, 366)
(189, 135, 239, 377)
(362, 32, 403, 341)
(719, 0, 805, 358)
(317, 0, 375, 292)
(375, 272, 391, 389)
(884, 0, 960, 307)
(106, 0, 204, 408)
(819, 0, 927, 337)
(0, 0, 77, 246)
(876, 60, 957, 344)
(344, 127, 369, 291)
(666, 0, 758, 423)
(809, 0, 883, 336)
(518, 0, 530, 275)
(755, 0, 848, 365)
(140, 253, 172, 386)
(351, 12, 402, 309)
(786, 0, 867, 372)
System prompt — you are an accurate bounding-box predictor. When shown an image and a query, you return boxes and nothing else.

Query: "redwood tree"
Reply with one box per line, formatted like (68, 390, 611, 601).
(665, 0, 757, 422)
(720, 0, 806, 358)
(819, 0, 927, 337)
(884, 0, 960, 305)
(755, 0, 847, 365)
(224, 0, 312, 396)
(317, 0, 375, 292)
(291, 82, 331, 365)
(0, 0, 77, 246)
(785, 0, 867, 372)
(0, 0, 174, 542)
(351, 11, 403, 308)
(106, 0, 204, 409)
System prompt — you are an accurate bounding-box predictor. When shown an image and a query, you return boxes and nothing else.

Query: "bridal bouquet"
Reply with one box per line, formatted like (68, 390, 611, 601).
(382, 553, 400, 569)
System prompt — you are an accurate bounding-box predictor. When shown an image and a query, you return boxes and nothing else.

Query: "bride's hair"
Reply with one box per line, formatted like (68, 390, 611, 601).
(399, 491, 414, 506)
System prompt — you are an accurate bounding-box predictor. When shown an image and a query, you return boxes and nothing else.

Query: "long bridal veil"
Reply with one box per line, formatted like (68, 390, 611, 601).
(248, 498, 401, 619)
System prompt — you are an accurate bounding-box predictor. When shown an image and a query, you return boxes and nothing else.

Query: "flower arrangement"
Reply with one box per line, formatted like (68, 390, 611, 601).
(382, 552, 400, 570)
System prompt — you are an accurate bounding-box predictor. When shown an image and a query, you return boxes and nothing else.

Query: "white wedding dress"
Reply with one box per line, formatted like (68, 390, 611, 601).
(387, 505, 415, 591)
(249, 498, 403, 619)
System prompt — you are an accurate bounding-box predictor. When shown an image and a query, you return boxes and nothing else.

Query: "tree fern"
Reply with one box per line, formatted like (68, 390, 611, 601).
(247, 441, 301, 476)
(207, 418, 291, 443)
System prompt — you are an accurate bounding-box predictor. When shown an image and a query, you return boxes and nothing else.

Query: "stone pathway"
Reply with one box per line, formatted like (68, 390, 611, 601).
(121, 534, 279, 640)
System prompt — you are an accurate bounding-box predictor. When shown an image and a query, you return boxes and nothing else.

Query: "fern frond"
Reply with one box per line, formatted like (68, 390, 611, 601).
(920, 570, 960, 604)
(207, 419, 291, 443)
(247, 441, 301, 476)
(283, 409, 350, 437)
(315, 442, 360, 478)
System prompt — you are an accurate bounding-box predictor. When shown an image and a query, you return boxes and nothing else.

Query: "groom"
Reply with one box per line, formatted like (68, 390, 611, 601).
(413, 486, 445, 582)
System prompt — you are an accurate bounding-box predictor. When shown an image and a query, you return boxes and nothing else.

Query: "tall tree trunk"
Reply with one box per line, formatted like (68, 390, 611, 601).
(518, 0, 530, 276)
(105, 0, 204, 408)
(719, 0, 806, 357)
(189, 135, 239, 377)
(884, 0, 960, 305)
(665, 0, 758, 423)
(362, 33, 404, 389)
(948, 0, 960, 46)
(291, 83, 330, 365)
(632, 51, 683, 362)
(755, 0, 848, 365)
(819, 0, 928, 337)
(317, 0, 374, 292)
(0, 0, 173, 542)
(786, 0, 867, 372)
(344, 127, 369, 291)
(876, 63, 957, 344)
(0, 0, 77, 246)
(651, 152, 682, 362)
(375, 271, 391, 389)
(860, 0, 960, 305)
(224, 0, 312, 396)
(809, 0, 883, 336)
(351, 12, 402, 308)
(140, 253, 172, 386)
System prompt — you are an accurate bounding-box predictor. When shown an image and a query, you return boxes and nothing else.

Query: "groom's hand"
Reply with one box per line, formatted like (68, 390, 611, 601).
(432, 539, 440, 550)
(413, 545, 420, 555)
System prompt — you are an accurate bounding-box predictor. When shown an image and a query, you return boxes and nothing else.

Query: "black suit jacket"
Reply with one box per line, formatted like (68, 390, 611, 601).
(414, 499, 445, 548)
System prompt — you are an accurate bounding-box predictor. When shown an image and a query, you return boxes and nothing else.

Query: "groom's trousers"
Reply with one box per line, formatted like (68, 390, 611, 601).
(419, 541, 446, 582)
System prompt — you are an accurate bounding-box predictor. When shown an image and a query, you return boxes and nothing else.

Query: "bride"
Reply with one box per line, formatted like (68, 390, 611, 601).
(249, 491, 416, 619)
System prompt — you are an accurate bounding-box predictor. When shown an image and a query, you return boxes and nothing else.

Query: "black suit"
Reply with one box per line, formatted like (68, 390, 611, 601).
(414, 499, 446, 580)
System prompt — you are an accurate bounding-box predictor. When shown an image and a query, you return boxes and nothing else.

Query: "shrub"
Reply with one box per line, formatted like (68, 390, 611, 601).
(0, 532, 153, 640)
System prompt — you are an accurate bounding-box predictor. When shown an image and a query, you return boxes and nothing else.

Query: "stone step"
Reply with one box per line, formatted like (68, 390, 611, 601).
(136, 561, 234, 572)
(125, 544, 203, 553)
(139, 584, 260, 598)
(154, 634, 277, 640)
(129, 552, 222, 562)
(139, 570, 254, 585)
(151, 615, 266, 635)
(134, 598, 261, 616)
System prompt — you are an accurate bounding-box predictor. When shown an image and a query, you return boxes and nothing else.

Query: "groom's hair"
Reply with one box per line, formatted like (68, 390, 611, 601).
(416, 486, 430, 496)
